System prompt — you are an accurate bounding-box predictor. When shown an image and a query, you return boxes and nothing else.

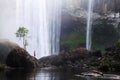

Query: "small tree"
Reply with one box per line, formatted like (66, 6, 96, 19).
(15, 27, 29, 50)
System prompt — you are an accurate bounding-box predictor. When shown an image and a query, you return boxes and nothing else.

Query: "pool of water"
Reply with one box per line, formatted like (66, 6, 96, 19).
(0, 68, 119, 80)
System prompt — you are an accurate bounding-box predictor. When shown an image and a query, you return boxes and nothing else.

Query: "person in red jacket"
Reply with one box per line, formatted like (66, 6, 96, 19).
(34, 50, 36, 57)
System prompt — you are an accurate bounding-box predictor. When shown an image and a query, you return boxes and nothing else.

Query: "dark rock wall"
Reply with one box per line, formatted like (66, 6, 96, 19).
(60, 11, 86, 51)
(6, 48, 40, 69)
(94, 0, 120, 13)
(60, 0, 120, 51)
(0, 40, 19, 63)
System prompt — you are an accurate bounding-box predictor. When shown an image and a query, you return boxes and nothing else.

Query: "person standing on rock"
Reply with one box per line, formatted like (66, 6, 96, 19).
(34, 50, 36, 57)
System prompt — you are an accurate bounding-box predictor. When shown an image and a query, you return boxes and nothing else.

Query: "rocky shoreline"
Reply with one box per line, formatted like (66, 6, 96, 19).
(39, 43, 120, 73)
(0, 41, 120, 74)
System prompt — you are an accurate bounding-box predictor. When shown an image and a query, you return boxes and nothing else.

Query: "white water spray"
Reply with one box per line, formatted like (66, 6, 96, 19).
(86, 0, 94, 51)
(16, 0, 62, 58)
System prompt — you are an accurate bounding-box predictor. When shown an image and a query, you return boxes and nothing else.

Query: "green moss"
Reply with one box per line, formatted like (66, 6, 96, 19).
(61, 32, 86, 50)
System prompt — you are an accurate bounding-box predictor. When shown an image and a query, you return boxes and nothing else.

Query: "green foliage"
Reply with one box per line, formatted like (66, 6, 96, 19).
(100, 56, 113, 67)
(15, 27, 29, 49)
(99, 55, 120, 71)
(61, 32, 86, 50)
(92, 18, 119, 50)
(99, 43, 120, 71)
(16, 27, 28, 40)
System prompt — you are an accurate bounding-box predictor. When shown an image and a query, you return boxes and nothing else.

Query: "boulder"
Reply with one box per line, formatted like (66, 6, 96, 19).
(0, 40, 19, 63)
(39, 48, 89, 70)
(6, 48, 40, 69)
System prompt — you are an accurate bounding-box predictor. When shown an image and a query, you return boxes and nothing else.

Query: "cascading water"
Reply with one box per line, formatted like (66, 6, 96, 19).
(16, 0, 62, 58)
(86, 0, 94, 51)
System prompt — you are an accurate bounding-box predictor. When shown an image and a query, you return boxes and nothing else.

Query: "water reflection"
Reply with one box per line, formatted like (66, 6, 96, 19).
(33, 68, 76, 80)
(5, 69, 31, 80)
(0, 68, 84, 80)
(0, 68, 119, 80)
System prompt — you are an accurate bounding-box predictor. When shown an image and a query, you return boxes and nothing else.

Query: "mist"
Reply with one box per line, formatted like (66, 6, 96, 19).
(0, 0, 19, 43)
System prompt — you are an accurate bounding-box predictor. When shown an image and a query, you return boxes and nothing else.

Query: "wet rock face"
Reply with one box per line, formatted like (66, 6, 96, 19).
(6, 48, 40, 69)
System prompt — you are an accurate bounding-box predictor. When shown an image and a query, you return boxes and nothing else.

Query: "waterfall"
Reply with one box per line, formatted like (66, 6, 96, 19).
(16, 0, 62, 58)
(86, 0, 94, 51)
